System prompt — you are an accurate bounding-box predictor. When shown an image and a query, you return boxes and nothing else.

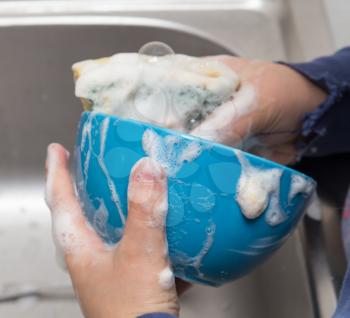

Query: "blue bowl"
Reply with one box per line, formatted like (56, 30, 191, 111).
(75, 111, 315, 286)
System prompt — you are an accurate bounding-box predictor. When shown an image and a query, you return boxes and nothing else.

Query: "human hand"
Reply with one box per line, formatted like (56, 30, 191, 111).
(192, 56, 327, 164)
(45, 143, 179, 318)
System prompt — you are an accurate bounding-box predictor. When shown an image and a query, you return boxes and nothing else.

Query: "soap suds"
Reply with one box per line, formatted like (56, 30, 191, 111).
(305, 192, 321, 221)
(228, 234, 290, 257)
(93, 200, 109, 240)
(73, 53, 240, 132)
(142, 129, 202, 177)
(167, 185, 185, 227)
(227, 248, 263, 256)
(142, 129, 165, 163)
(158, 266, 175, 290)
(265, 192, 287, 226)
(99, 117, 109, 155)
(191, 84, 256, 143)
(249, 235, 288, 249)
(235, 150, 282, 220)
(190, 183, 215, 213)
(52, 210, 84, 255)
(151, 195, 169, 227)
(96, 118, 126, 225)
(192, 222, 216, 277)
(80, 112, 92, 151)
(288, 174, 314, 203)
(172, 221, 216, 280)
(178, 142, 202, 163)
(147, 186, 169, 228)
(80, 112, 96, 184)
(46, 146, 86, 260)
(235, 150, 313, 226)
(230, 84, 257, 118)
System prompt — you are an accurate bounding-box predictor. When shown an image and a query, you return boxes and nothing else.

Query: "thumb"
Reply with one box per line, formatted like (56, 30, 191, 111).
(121, 157, 169, 261)
(45, 143, 105, 268)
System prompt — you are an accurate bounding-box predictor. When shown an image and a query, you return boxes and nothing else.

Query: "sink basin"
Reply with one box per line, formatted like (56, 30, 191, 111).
(0, 1, 340, 317)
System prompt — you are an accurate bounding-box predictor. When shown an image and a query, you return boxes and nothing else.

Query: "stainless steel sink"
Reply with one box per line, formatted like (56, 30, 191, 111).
(0, 1, 343, 317)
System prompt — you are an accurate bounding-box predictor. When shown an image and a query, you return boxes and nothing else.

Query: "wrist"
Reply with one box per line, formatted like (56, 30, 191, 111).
(277, 63, 327, 113)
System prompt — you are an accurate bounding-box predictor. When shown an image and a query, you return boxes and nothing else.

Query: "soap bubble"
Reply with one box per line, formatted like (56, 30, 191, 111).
(138, 41, 175, 56)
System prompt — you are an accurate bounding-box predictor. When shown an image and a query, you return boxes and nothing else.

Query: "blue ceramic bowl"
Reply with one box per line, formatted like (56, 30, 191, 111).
(75, 111, 315, 286)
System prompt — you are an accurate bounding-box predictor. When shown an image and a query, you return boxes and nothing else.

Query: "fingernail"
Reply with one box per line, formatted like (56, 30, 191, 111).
(47, 144, 69, 165)
(128, 158, 166, 206)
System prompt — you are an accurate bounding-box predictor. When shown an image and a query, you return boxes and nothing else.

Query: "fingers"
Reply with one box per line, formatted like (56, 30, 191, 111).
(120, 157, 169, 263)
(203, 55, 251, 74)
(45, 143, 104, 264)
(191, 84, 258, 146)
(193, 56, 265, 147)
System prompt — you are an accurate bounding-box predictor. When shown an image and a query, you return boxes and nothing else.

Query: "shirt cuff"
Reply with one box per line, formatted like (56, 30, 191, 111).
(278, 61, 348, 157)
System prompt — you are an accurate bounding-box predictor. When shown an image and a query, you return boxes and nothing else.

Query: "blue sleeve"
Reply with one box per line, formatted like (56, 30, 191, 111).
(283, 49, 350, 318)
(138, 314, 177, 318)
(333, 265, 350, 317)
(281, 47, 350, 157)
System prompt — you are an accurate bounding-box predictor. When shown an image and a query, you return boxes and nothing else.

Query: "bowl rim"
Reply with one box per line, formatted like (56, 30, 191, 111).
(80, 110, 317, 186)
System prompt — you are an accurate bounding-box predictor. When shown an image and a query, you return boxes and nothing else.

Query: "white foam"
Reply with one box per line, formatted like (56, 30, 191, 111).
(74, 53, 240, 132)
(288, 174, 314, 203)
(178, 142, 202, 163)
(228, 234, 290, 257)
(249, 235, 286, 249)
(142, 129, 164, 163)
(235, 150, 282, 219)
(52, 209, 84, 255)
(149, 194, 169, 228)
(227, 248, 263, 256)
(142, 129, 202, 177)
(169, 221, 217, 280)
(158, 266, 175, 290)
(46, 147, 84, 267)
(81, 112, 96, 184)
(97, 117, 126, 225)
(265, 192, 287, 226)
(168, 221, 216, 279)
(145, 192, 169, 228)
(99, 117, 109, 156)
(190, 183, 215, 213)
(191, 222, 216, 277)
(80, 114, 91, 151)
(191, 84, 256, 142)
(93, 200, 109, 239)
(305, 192, 321, 221)
(231, 84, 256, 118)
(52, 207, 115, 268)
